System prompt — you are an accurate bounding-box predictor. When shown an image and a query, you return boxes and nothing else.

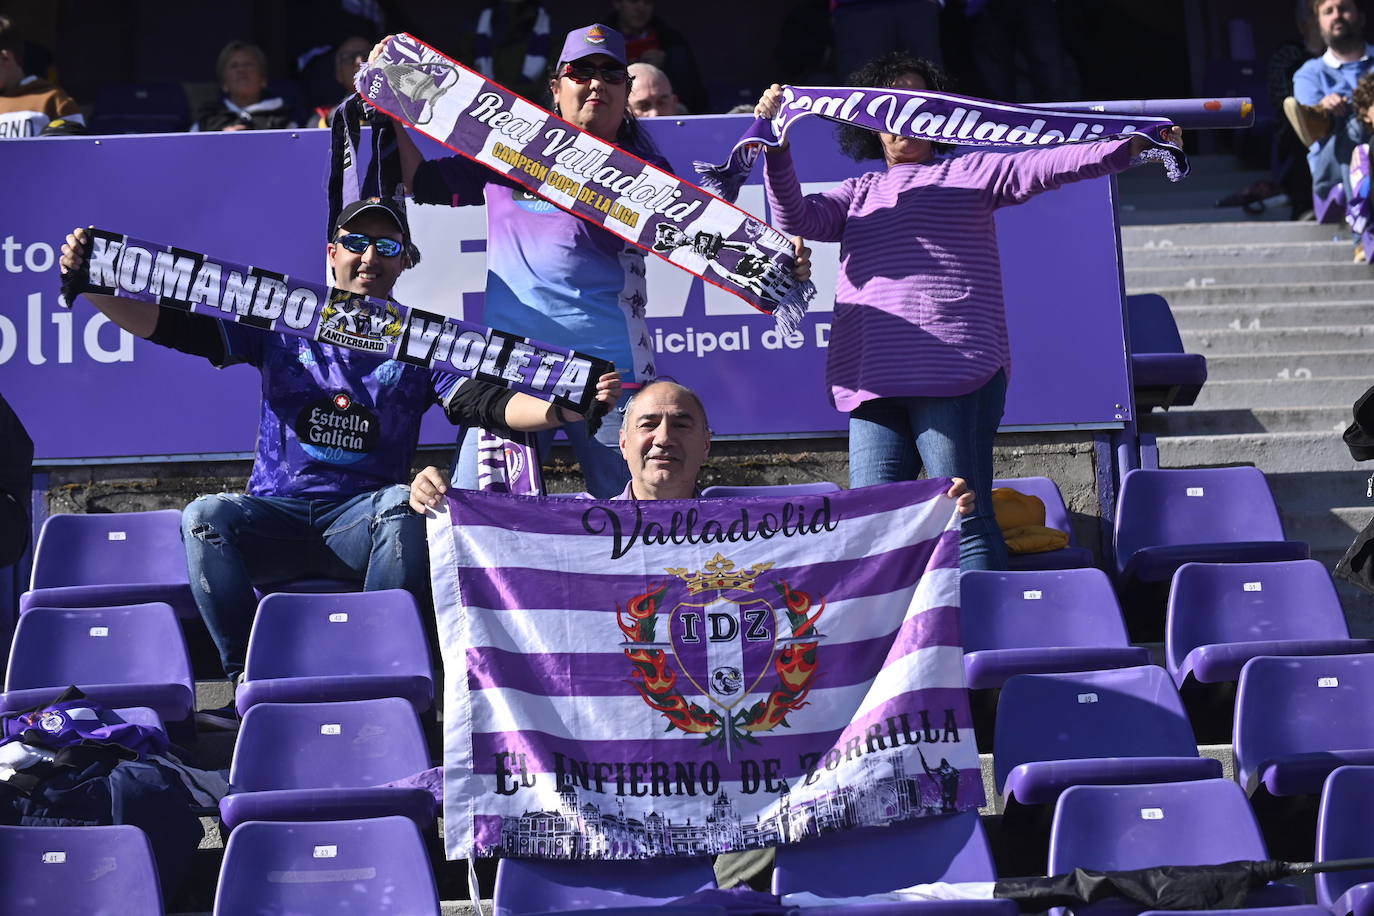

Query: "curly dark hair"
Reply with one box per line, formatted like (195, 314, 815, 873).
(1356, 71, 1374, 128)
(837, 52, 953, 163)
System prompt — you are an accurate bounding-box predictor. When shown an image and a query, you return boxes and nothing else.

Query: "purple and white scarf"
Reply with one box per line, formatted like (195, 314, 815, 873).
(60, 230, 614, 415)
(475, 428, 543, 495)
(357, 33, 818, 334)
(696, 84, 1190, 202)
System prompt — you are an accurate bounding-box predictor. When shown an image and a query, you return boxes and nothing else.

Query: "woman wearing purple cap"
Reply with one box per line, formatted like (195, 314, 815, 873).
(370, 23, 668, 498)
(756, 53, 1180, 571)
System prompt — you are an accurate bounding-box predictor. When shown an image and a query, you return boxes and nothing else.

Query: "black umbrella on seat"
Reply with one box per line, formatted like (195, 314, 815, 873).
(995, 858, 1374, 912)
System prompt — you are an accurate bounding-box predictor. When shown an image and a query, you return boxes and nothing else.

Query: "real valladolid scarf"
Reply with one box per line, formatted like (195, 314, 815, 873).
(697, 84, 1190, 202)
(356, 33, 819, 333)
(59, 229, 614, 414)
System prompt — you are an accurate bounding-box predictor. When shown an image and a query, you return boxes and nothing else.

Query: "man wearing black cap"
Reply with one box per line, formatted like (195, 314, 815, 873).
(59, 199, 620, 726)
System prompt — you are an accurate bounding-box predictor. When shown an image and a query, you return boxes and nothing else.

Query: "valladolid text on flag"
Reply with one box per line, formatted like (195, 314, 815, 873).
(696, 85, 1191, 202)
(427, 480, 984, 861)
(60, 228, 613, 414)
(357, 33, 818, 334)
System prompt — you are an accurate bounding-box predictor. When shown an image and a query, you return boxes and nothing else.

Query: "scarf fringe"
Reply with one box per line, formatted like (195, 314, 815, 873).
(772, 278, 817, 336)
(1130, 144, 1188, 182)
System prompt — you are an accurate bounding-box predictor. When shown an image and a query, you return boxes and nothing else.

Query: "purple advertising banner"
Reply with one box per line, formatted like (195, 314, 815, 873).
(0, 118, 1132, 461)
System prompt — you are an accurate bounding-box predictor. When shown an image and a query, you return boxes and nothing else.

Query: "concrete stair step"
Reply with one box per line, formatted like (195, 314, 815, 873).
(1179, 326, 1374, 354)
(1123, 240, 1352, 268)
(1188, 376, 1374, 408)
(1118, 186, 1276, 212)
(1265, 469, 1373, 513)
(1168, 301, 1374, 331)
(1139, 406, 1350, 436)
(1194, 350, 1374, 382)
(1156, 430, 1363, 474)
(1277, 505, 1366, 552)
(1120, 221, 1345, 245)
(1119, 207, 1289, 225)
(1127, 262, 1374, 286)
(1131, 281, 1374, 305)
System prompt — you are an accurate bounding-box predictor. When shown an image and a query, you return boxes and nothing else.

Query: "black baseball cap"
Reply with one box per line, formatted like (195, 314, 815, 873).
(333, 197, 420, 264)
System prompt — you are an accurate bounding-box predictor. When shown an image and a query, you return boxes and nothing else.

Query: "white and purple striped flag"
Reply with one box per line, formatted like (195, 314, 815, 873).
(427, 480, 983, 861)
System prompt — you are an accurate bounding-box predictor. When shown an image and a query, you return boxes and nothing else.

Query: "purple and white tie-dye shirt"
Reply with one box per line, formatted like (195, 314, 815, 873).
(763, 138, 1135, 411)
(413, 155, 666, 383)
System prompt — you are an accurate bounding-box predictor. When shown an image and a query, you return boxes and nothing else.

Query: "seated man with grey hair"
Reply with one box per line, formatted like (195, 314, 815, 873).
(411, 377, 975, 507)
(628, 61, 682, 117)
(410, 376, 974, 892)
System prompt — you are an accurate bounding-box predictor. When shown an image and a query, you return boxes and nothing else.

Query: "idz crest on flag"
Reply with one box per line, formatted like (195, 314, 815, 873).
(429, 481, 984, 861)
(619, 554, 824, 752)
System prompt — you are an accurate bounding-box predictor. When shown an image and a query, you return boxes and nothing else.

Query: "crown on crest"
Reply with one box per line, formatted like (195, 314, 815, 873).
(666, 553, 774, 595)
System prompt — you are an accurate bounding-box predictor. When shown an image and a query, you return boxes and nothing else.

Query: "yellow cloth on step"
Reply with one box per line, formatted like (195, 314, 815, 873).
(992, 487, 1070, 554)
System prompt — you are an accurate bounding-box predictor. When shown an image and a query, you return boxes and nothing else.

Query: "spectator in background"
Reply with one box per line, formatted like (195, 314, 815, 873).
(1287, 0, 1374, 211)
(965, 0, 1070, 102)
(609, 0, 708, 113)
(193, 41, 298, 132)
(0, 15, 83, 138)
(471, 0, 552, 105)
(628, 61, 680, 116)
(315, 35, 373, 127)
(832, 0, 943, 79)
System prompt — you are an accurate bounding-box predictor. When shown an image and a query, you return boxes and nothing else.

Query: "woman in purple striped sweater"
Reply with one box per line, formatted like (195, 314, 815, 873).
(756, 53, 1179, 571)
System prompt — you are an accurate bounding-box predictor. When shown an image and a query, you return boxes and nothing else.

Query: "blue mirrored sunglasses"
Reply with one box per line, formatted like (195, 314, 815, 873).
(336, 232, 404, 257)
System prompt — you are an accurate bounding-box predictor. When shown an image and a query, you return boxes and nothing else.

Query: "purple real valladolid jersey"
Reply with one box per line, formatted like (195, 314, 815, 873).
(220, 324, 452, 499)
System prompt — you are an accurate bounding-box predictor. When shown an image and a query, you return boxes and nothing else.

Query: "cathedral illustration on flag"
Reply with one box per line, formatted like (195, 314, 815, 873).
(495, 744, 962, 859)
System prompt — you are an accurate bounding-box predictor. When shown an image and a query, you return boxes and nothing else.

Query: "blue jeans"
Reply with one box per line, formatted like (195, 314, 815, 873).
(181, 485, 427, 679)
(848, 371, 1008, 572)
(1309, 112, 1370, 200)
(453, 398, 630, 498)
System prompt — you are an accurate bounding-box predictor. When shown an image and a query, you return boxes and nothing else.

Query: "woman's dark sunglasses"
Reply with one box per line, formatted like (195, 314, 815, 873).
(561, 63, 630, 85)
(336, 232, 404, 257)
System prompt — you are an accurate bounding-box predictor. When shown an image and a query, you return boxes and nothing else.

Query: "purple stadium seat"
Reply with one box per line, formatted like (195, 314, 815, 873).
(20, 510, 199, 618)
(1166, 561, 1374, 689)
(700, 482, 842, 497)
(1113, 467, 1308, 587)
(219, 698, 435, 833)
(1126, 294, 1208, 411)
(253, 576, 358, 601)
(494, 855, 717, 914)
(1234, 654, 1374, 797)
(1049, 780, 1304, 916)
(772, 811, 1019, 916)
(993, 476, 1094, 571)
(0, 823, 163, 914)
(235, 589, 433, 715)
(995, 666, 1221, 807)
(1, 603, 194, 725)
(213, 816, 440, 915)
(963, 569, 1149, 690)
(1317, 766, 1374, 916)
